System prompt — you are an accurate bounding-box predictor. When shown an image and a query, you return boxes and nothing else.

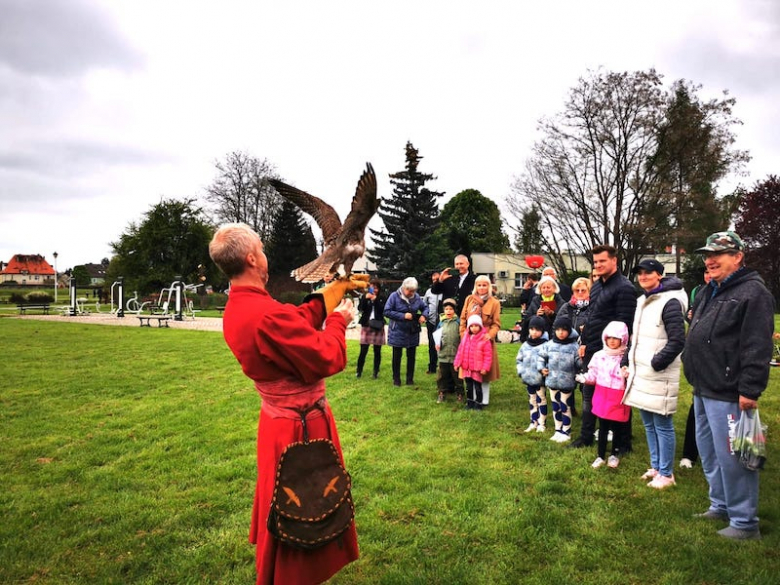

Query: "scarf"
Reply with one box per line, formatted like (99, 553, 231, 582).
(602, 344, 626, 357)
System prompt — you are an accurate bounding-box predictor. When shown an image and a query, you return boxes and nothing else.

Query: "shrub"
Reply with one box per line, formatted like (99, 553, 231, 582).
(26, 292, 54, 303)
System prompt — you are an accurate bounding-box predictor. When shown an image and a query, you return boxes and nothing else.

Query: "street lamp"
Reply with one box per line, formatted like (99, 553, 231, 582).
(53, 251, 58, 303)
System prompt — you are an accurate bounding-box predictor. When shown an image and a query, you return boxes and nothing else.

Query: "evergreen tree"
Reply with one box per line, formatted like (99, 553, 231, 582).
(369, 142, 445, 279)
(265, 199, 318, 294)
(647, 80, 746, 272)
(514, 205, 545, 254)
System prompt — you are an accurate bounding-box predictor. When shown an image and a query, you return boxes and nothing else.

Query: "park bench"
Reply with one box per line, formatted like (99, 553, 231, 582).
(216, 305, 226, 314)
(17, 303, 51, 315)
(137, 315, 171, 328)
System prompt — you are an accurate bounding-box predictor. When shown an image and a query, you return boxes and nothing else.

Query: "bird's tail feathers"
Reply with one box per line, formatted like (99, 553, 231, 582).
(292, 259, 337, 283)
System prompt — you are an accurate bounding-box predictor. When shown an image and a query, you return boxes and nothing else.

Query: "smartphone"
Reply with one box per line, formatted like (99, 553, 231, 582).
(368, 286, 375, 294)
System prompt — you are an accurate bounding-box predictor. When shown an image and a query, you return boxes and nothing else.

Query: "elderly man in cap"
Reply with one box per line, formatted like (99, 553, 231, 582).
(683, 230, 774, 540)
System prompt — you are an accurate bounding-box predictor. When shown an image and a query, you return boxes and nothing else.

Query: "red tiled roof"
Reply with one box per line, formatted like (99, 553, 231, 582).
(0, 254, 55, 276)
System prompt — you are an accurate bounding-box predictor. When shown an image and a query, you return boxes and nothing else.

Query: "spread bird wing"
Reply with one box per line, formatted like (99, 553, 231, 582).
(340, 163, 378, 237)
(268, 179, 343, 241)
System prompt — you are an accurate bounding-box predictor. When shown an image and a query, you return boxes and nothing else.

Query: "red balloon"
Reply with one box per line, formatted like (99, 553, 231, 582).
(525, 255, 545, 269)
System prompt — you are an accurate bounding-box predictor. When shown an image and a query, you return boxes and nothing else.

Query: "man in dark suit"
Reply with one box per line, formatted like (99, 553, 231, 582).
(431, 254, 477, 316)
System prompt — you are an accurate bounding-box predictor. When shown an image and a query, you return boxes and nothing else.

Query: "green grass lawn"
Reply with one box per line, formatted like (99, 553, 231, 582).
(1, 319, 778, 584)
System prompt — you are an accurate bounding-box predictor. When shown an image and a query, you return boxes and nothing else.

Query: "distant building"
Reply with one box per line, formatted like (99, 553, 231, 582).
(0, 254, 56, 286)
(82, 263, 108, 286)
(472, 252, 682, 297)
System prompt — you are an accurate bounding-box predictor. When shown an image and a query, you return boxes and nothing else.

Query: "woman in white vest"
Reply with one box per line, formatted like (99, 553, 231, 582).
(622, 259, 688, 489)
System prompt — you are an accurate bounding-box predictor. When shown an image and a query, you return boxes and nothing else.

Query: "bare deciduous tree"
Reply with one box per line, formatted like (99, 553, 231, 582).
(205, 151, 282, 241)
(507, 69, 746, 276)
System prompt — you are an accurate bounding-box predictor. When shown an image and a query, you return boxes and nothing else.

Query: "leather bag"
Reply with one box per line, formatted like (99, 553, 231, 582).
(267, 402, 355, 549)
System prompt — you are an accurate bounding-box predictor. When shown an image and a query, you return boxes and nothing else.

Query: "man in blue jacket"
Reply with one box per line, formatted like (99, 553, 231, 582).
(683, 231, 774, 540)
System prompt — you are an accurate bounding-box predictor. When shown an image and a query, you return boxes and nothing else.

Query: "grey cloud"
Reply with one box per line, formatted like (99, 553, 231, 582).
(0, 0, 143, 77)
(668, 35, 780, 95)
(0, 139, 174, 178)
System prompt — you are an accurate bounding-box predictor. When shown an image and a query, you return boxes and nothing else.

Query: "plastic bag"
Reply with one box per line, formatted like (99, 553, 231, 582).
(732, 409, 767, 471)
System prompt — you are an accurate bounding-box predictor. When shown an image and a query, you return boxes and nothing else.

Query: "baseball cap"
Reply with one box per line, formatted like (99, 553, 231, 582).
(696, 231, 744, 253)
(632, 258, 665, 274)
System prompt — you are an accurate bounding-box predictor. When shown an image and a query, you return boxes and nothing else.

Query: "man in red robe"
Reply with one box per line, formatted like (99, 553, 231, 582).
(209, 223, 368, 584)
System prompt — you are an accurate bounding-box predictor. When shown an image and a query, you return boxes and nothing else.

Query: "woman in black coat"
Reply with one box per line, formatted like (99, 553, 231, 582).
(521, 276, 566, 340)
(356, 279, 386, 379)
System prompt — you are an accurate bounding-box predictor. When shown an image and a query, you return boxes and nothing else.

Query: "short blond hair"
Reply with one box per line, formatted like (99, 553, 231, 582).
(571, 277, 592, 293)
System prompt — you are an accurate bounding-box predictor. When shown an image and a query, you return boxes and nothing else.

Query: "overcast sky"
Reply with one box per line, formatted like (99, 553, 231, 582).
(1, 0, 778, 272)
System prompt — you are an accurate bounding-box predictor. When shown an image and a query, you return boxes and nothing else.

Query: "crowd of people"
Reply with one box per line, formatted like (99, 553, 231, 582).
(349, 235, 773, 542)
(208, 223, 773, 583)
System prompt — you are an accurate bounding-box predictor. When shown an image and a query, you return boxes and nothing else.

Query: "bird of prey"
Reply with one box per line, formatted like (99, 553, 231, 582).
(269, 163, 379, 282)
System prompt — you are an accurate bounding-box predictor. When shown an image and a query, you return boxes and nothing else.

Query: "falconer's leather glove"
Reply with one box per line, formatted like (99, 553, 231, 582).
(311, 274, 370, 314)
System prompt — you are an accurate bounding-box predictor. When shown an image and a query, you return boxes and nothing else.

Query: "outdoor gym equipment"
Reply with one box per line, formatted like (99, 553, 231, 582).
(61, 277, 90, 316)
(112, 278, 125, 317)
(126, 291, 151, 314)
(155, 277, 203, 321)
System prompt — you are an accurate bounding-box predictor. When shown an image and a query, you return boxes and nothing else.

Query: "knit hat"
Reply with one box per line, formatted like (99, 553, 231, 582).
(553, 314, 572, 331)
(528, 315, 547, 332)
(467, 314, 483, 329)
(442, 298, 457, 309)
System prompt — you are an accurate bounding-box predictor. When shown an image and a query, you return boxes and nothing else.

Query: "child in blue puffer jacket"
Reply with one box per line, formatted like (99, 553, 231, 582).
(516, 316, 549, 432)
(540, 314, 581, 443)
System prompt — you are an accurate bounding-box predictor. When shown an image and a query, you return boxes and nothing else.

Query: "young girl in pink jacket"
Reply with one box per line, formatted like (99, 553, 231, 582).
(576, 321, 630, 469)
(454, 314, 493, 411)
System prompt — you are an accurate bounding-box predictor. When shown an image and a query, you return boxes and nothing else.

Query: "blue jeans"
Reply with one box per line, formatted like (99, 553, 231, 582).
(639, 409, 675, 477)
(694, 395, 760, 531)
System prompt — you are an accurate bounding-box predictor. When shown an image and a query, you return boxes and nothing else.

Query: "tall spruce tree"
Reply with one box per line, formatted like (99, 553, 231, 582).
(265, 199, 318, 294)
(369, 142, 446, 279)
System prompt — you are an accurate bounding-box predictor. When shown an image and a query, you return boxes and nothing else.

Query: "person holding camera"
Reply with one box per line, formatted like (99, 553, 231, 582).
(356, 279, 386, 379)
(431, 254, 477, 316)
(384, 277, 429, 387)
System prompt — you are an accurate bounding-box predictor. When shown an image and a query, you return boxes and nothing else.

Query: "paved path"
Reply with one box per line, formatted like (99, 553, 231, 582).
(6, 312, 372, 341)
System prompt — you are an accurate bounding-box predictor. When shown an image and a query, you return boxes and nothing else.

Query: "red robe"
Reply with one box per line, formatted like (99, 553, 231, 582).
(222, 285, 359, 585)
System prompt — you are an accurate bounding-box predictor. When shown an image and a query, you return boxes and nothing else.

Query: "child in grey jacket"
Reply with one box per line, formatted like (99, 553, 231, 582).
(540, 314, 581, 443)
(516, 316, 549, 432)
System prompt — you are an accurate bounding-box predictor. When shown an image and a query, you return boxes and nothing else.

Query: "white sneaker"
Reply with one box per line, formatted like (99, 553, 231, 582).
(550, 432, 564, 442)
(591, 457, 606, 468)
(557, 432, 571, 443)
(524, 423, 537, 433)
(536, 425, 546, 433)
(607, 455, 620, 468)
(679, 458, 693, 469)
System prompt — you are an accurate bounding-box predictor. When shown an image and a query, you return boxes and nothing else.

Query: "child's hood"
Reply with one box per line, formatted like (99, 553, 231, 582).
(601, 320, 629, 347)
